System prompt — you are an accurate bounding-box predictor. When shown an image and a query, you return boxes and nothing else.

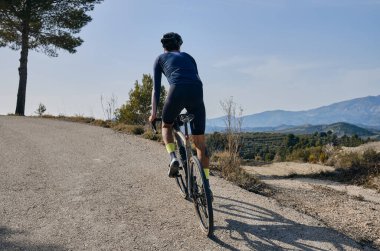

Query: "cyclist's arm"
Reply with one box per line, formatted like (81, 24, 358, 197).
(151, 57, 162, 116)
(190, 55, 199, 74)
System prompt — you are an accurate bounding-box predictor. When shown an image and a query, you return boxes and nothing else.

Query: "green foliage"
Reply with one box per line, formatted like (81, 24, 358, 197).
(239, 132, 286, 161)
(0, 0, 103, 56)
(35, 103, 46, 116)
(207, 131, 371, 163)
(206, 132, 228, 153)
(115, 74, 166, 125)
(286, 133, 299, 149)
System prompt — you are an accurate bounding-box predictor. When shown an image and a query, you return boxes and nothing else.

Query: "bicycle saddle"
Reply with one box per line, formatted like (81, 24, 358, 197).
(179, 113, 194, 123)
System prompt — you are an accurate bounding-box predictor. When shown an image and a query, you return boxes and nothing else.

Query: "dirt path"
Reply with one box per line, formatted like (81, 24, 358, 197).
(0, 116, 376, 250)
(244, 163, 380, 249)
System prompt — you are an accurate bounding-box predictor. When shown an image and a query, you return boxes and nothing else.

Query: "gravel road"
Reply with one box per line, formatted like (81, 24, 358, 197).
(0, 116, 375, 250)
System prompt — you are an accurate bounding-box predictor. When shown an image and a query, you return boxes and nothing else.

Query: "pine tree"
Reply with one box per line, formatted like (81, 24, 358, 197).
(0, 0, 103, 115)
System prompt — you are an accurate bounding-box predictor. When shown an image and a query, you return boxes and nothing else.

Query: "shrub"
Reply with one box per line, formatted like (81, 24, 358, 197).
(361, 149, 380, 180)
(273, 153, 283, 162)
(92, 119, 109, 127)
(334, 152, 361, 168)
(114, 124, 126, 132)
(308, 154, 317, 163)
(362, 149, 380, 166)
(319, 152, 328, 163)
(287, 148, 309, 162)
(254, 155, 262, 161)
(210, 151, 223, 163)
(35, 103, 46, 116)
(41, 114, 55, 119)
(321, 149, 380, 191)
(142, 131, 162, 141)
(130, 125, 145, 135)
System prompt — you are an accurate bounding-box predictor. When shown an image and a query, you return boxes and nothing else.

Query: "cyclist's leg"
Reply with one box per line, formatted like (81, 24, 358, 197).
(190, 107, 213, 200)
(162, 85, 185, 177)
(187, 97, 210, 181)
(192, 134, 214, 202)
(162, 123, 174, 146)
(192, 134, 210, 179)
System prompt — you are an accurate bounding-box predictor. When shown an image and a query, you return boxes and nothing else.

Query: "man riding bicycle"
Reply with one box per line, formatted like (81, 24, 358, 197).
(149, 32, 210, 186)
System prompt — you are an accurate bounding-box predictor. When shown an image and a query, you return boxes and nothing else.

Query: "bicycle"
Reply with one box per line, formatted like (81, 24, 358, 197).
(152, 113, 214, 237)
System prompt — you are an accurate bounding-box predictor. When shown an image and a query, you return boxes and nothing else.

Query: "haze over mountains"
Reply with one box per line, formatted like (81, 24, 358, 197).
(207, 95, 380, 134)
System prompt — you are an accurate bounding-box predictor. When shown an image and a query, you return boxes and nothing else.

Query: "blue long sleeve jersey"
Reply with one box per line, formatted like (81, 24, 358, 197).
(151, 51, 203, 115)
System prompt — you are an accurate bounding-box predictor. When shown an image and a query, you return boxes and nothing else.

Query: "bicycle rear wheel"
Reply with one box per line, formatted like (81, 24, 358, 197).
(174, 132, 188, 198)
(190, 156, 214, 237)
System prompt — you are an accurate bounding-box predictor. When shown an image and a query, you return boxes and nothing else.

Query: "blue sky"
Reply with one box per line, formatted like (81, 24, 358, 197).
(1, 0, 380, 119)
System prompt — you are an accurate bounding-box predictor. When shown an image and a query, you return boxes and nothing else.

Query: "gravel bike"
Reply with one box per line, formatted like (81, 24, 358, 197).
(152, 113, 214, 237)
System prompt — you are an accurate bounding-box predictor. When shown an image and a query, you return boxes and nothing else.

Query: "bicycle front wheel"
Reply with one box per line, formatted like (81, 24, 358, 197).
(174, 132, 188, 198)
(190, 156, 214, 237)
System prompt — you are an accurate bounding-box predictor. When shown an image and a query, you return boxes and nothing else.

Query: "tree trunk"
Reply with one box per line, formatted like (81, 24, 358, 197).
(15, 1, 31, 116)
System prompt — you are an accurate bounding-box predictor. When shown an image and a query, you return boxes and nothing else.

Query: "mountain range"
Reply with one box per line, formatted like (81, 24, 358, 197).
(206, 95, 380, 135)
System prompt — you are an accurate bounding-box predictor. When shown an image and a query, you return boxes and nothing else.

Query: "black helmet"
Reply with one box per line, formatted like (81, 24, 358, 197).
(161, 32, 183, 51)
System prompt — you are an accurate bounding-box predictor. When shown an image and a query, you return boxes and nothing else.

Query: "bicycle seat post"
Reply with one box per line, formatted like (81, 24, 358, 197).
(184, 121, 189, 138)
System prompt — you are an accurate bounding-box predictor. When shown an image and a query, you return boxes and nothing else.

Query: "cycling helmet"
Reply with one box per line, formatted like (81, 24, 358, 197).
(161, 32, 183, 51)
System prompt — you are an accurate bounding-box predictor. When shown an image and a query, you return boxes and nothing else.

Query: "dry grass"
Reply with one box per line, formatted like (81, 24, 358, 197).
(38, 114, 150, 136)
(112, 124, 145, 135)
(142, 130, 162, 142)
(211, 151, 271, 195)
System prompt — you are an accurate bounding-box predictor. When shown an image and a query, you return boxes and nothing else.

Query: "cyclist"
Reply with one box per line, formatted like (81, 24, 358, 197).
(149, 32, 210, 185)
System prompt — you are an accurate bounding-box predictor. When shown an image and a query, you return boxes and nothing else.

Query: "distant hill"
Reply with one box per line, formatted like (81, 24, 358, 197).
(207, 95, 380, 130)
(277, 122, 375, 137)
(205, 124, 294, 134)
(207, 121, 378, 138)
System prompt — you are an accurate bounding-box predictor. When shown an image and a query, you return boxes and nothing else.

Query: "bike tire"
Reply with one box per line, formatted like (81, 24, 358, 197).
(174, 132, 188, 198)
(190, 156, 214, 237)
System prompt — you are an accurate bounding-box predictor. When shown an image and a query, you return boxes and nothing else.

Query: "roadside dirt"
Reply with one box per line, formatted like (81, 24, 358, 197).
(244, 162, 380, 249)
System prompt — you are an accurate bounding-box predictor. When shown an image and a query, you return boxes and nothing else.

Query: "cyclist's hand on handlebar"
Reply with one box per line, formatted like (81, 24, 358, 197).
(149, 114, 156, 123)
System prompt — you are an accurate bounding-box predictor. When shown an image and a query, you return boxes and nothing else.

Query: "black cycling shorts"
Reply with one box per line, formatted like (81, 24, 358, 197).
(162, 84, 206, 135)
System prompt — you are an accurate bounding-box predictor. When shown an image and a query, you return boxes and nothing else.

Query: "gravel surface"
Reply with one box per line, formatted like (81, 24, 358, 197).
(245, 163, 380, 250)
(0, 116, 376, 250)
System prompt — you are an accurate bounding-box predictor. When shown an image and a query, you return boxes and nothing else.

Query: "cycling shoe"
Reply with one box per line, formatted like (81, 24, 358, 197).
(168, 158, 180, 178)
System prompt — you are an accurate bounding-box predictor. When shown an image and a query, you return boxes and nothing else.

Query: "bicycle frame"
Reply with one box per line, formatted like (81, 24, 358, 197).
(151, 115, 196, 199)
(173, 118, 195, 199)
(151, 114, 214, 236)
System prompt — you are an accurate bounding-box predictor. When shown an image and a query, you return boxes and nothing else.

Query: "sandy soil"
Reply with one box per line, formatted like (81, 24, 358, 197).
(243, 162, 336, 177)
(342, 141, 380, 153)
(244, 162, 380, 249)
